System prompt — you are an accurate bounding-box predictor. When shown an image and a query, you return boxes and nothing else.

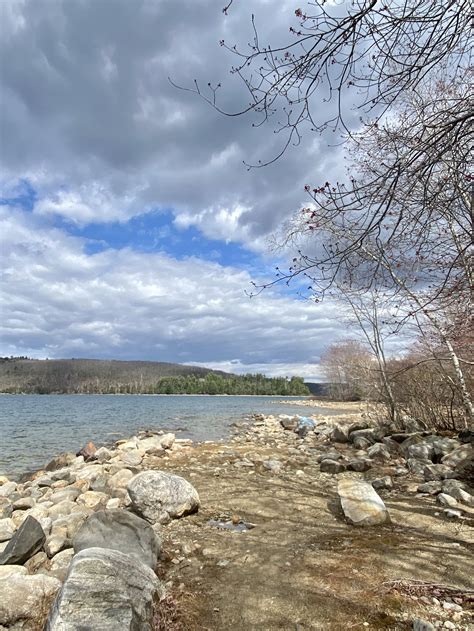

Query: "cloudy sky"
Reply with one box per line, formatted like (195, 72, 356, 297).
(0, 0, 353, 380)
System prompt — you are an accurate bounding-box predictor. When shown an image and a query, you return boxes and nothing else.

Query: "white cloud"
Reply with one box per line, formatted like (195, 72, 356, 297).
(0, 208, 344, 372)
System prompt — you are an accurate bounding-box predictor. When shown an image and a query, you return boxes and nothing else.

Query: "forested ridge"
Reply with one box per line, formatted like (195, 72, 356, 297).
(0, 358, 309, 395)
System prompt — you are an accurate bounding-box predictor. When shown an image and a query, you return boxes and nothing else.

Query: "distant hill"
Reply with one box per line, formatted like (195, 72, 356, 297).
(0, 358, 310, 396)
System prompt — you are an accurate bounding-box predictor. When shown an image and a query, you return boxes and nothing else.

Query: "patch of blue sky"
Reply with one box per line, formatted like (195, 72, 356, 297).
(0, 179, 37, 211)
(56, 209, 262, 271)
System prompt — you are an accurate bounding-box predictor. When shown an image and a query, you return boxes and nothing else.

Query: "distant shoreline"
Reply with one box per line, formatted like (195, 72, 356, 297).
(0, 392, 311, 397)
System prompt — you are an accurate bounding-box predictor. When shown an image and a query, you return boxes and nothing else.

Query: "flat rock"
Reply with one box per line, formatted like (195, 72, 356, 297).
(46, 547, 162, 631)
(0, 573, 61, 627)
(338, 479, 389, 526)
(128, 470, 200, 524)
(0, 516, 45, 565)
(74, 509, 160, 569)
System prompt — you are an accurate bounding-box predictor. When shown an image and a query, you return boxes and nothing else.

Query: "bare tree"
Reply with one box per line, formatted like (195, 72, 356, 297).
(320, 339, 373, 401)
(180, 1, 470, 166)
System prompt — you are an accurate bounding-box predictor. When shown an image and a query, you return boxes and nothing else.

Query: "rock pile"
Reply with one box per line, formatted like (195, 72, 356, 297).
(0, 430, 199, 630)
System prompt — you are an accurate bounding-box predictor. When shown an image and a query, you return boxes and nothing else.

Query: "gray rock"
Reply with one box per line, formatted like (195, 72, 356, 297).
(128, 471, 200, 524)
(406, 443, 434, 461)
(262, 459, 283, 473)
(0, 565, 28, 578)
(417, 481, 442, 495)
(52, 512, 90, 540)
(400, 434, 424, 455)
(320, 460, 346, 474)
(280, 416, 299, 431)
(0, 498, 12, 519)
(107, 468, 134, 490)
(441, 444, 473, 467)
(331, 424, 350, 443)
(454, 454, 474, 484)
(338, 479, 389, 526)
(25, 550, 49, 573)
(413, 618, 435, 631)
(160, 433, 175, 449)
(94, 447, 112, 463)
(346, 459, 372, 472)
(45, 453, 77, 472)
(49, 488, 81, 504)
(318, 451, 344, 462)
(352, 436, 372, 450)
(46, 547, 162, 631)
(424, 464, 456, 482)
(0, 573, 61, 627)
(12, 497, 35, 511)
(441, 479, 466, 497)
(0, 516, 45, 565)
(45, 535, 69, 558)
(74, 509, 160, 569)
(371, 476, 393, 490)
(349, 429, 376, 446)
(0, 518, 15, 542)
(347, 422, 369, 435)
(120, 451, 143, 467)
(382, 437, 401, 455)
(407, 458, 433, 475)
(0, 482, 17, 498)
(367, 443, 391, 461)
(437, 493, 458, 508)
(428, 437, 460, 458)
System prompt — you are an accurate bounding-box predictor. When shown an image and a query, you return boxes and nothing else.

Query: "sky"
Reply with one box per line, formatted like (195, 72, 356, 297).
(0, 0, 354, 381)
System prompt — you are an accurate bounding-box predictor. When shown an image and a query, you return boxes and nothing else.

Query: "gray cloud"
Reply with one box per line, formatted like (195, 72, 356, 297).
(0, 0, 348, 242)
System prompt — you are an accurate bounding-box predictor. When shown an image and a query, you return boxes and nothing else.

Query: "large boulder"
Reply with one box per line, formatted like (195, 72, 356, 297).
(0, 572, 61, 628)
(441, 444, 473, 468)
(46, 547, 162, 631)
(74, 509, 160, 569)
(338, 479, 389, 526)
(0, 515, 45, 565)
(128, 471, 200, 524)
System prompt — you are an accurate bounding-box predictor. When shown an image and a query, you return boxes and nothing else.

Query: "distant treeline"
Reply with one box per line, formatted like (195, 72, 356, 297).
(0, 358, 309, 396)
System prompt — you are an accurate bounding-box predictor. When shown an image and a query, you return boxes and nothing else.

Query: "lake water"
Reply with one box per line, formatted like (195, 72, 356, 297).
(0, 394, 337, 478)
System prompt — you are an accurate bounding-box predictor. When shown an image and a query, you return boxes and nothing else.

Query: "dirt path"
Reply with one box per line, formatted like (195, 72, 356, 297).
(152, 412, 474, 630)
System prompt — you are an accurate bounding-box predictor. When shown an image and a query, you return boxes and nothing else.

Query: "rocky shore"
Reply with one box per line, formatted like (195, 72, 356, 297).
(0, 407, 473, 630)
